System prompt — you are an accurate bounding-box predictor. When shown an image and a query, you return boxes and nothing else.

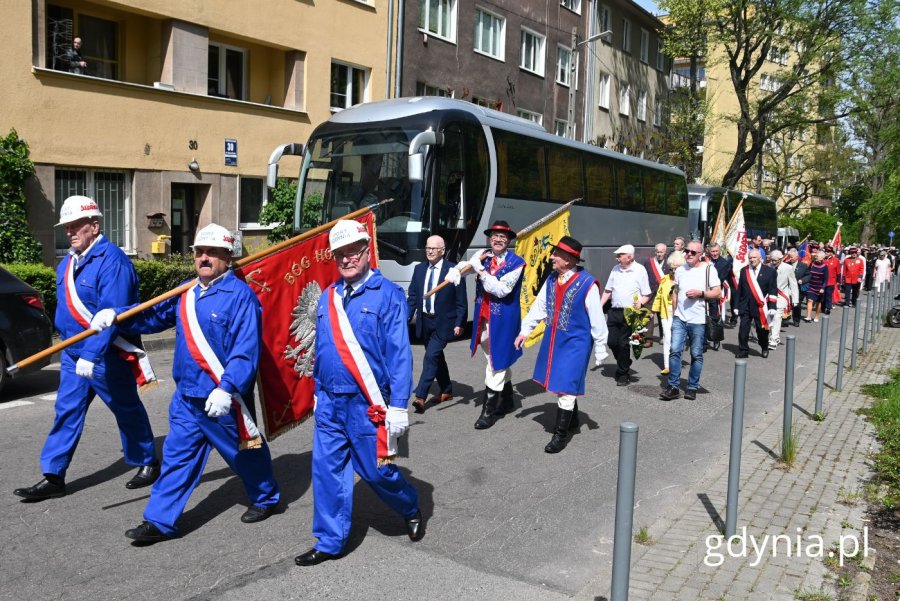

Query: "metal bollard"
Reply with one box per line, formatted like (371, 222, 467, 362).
(863, 289, 872, 353)
(851, 300, 861, 370)
(814, 315, 830, 416)
(783, 336, 796, 459)
(611, 422, 639, 601)
(836, 305, 849, 391)
(725, 360, 747, 538)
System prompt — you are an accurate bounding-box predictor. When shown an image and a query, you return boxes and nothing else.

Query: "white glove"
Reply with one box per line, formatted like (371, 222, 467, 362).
(467, 254, 486, 273)
(90, 308, 117, 332)
(444, 267, 461, 286)
(205, 388, 233, 418)
(385, 406, 409, 438)
(75, 358, 95, 379)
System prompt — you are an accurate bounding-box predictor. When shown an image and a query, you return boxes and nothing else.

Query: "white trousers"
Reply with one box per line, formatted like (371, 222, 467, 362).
(660, 316, 673, 370)
(480, 324, 511, 391)
(556, 394, 577, 410)
(769, 312, 784, 348)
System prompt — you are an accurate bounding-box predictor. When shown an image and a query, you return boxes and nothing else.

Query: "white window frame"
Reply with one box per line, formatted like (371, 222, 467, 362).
(619, 80, 630, 116)
(417, 82, 452, 97)
(640, 29, 649, 63)
(330, 61, 369, 111)
(54, 168, 134, 254)
(474, 7, 505, 60)
(208, 42, 248, 100)
(656, 39, 665, 70)
(555, 119, 568, 137)
(520, 27, 546, 76)
(622, 19, 631, 53)
(598, 5, 611, 40)
(598, 72, 611, 109)
(637, 90, 647, 121)
(560, 0, 581, 14)
(238, 176, 271, 230)
(516, 108, 543, 125)
(419, 0, 458, 43)
(653, 97, 663, 126)
(557, 44, 576, 87)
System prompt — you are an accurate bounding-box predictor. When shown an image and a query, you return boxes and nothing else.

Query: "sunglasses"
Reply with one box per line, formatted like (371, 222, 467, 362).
(684, 250, 701, 256)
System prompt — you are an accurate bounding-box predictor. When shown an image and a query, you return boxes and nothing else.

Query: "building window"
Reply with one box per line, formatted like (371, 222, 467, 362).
(619, 80, 630, 116)
(598, 73, 611, 109)
(557, 45, 574, 86)
(472, 95, 502, 110)
(637, 91, 647, 121)
(331, 61, 368, 111)
(653, 97, 663, 126)
(597, 5, 611, 38)
(622, 20, 631, 53)
(416, 82, 451, 97)
(474, 8, 505, 59)
(640, 29, 649, 63)
(516, 108, 543, 125)
(239, 177, 269, 228)
(55, 169, 131, 252)
(561, 0, 581, 14)
(555, 119, 568, 137)
(520, 28, 546, 76)
(656, 39, 666, 70)
(46, 5, 119, 79)
(419, 0, 457, 42)
(208, 43, 247, 100)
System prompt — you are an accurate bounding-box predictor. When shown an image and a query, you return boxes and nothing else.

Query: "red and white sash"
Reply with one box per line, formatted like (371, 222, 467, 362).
(64, 258, 157, 391)
(327, 286, 396, 466)
(777, 289, 793, 313)
(745, 267, 771, 329)
(180, 285, 262, 450)
(649, 258, 664, 285)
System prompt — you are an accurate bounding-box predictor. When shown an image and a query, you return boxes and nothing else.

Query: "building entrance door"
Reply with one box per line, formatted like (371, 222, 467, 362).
(171, 184, 199, 254)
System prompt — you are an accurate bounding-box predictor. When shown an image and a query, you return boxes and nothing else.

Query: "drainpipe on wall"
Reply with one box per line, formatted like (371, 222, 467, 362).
(386, 0, 394, 99)
(394, 0, 405, 98)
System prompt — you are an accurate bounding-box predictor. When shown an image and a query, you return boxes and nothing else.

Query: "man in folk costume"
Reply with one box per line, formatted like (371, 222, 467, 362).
(514, 237, 608, 453)
(14, 196, 159, 502)
(445, 220, 525, 430)
(736, 249, 778, 359)
(295, 219, 422, 567)
(767, 250, 799, 351)
(90, 224, 280, 543)
(643, 243, 669, 348)
(842, 246, 866, 308)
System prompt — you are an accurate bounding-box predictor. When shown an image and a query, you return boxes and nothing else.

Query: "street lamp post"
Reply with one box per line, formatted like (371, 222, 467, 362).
(566, 28, 611, 140)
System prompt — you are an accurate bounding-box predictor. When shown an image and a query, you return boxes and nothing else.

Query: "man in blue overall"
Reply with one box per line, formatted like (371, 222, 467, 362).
(295, 219, 422, 566)
(14, 195, 158, 501)
(91, 223, 280, 543)
(446, 220, 525, 429)
(515, 236, 608, 453)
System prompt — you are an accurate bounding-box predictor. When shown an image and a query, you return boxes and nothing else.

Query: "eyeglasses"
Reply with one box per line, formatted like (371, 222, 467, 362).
(333, 247, 368, 262)
(424, 247, 444, 252)
(490, 233, 510, 240)
(684, 250, 701, 256)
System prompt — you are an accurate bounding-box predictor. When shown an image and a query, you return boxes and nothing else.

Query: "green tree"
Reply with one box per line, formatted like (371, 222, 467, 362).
(0, 130, 41, 263)
(779, 210, 838, 243)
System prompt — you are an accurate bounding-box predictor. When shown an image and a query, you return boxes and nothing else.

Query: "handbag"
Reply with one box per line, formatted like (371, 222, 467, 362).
(705, 265, 725, 342)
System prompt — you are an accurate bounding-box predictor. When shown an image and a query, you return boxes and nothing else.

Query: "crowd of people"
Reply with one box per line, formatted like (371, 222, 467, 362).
(12, 194, 900, 565)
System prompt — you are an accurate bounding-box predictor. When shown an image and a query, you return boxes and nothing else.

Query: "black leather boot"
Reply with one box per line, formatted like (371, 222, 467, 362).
(498, 381, 515, 414)
(569, 401, 580, 431)
(474, 389, 501, 430)
(545, 408, 574, 453)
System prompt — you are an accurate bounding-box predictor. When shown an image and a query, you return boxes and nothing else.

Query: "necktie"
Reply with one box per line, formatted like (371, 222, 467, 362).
(343, 285, 352, 308)
(426, 266, 435, 313)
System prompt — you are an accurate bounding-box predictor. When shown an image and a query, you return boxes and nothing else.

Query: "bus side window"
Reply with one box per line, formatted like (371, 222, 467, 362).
(436, 130, 465, 230)
(584, 154, 615, 207)
(617, 163, 643, 211)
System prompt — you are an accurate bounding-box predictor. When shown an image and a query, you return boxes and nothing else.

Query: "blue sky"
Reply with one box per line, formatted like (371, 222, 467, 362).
(634, 0, 661, 15)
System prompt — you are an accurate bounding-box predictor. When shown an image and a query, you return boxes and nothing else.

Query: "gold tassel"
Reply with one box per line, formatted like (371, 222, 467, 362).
(239, 435, 264, 450)
(376, 454, 397, 467)
(138, 380, 160, 394)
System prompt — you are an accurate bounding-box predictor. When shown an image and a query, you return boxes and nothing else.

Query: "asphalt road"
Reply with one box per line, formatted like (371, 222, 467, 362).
(0, 309, 857, 601)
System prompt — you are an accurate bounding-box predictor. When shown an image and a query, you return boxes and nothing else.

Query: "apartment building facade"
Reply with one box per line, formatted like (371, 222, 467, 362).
(7, 0, 392, 264)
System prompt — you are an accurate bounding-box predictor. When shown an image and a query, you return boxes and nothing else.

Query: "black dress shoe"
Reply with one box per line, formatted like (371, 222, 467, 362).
(684, 389, 697, 401)
(735, 352, 749, 359)
(761, 349, 769, 358)
(659, 386, 680, 401)
(405, 510, 425, 541)
(241, 504, 276, 523)
(125, 462, 160, 489)
(125, 521, 169, 544)
(294, 548, 340, 566)
(616, 376, 630, 387)
(13, 477, 66, 501)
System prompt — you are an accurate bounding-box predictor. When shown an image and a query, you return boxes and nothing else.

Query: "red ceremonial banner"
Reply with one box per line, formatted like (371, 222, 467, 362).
(234, 213, 378, 441)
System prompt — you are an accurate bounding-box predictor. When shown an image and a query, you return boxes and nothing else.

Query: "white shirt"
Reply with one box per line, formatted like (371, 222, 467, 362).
(604, 261, 651, 308)
(477, 250, 523, 298)
(422, 259, 443, 312)
(674, 263, 720, 324)
(520, 269, 609, 365)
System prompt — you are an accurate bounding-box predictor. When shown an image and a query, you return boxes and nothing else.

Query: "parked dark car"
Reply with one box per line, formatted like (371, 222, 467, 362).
(0, 267, 53, 393)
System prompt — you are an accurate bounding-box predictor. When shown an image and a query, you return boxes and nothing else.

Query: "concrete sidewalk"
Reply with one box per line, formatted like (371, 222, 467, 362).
(621, 318, 897, 600)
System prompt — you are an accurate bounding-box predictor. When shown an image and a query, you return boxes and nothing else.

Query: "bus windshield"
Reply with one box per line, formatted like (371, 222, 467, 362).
(297, 127, 424, 261)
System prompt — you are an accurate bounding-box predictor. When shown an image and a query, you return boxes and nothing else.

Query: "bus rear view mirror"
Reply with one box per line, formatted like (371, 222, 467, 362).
(409, 154, 425, 182)
(266, 142, 304, 189)
(407, 130, 444, 183)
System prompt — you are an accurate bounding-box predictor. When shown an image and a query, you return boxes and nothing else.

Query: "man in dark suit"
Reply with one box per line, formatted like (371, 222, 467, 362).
(736, 249, 778, 358)
(407, 235, 467, 413)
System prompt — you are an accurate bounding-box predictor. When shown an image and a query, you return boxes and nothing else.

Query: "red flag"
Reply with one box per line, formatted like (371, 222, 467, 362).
(234, 213, 378, 441)
(829, 224, 842, 252)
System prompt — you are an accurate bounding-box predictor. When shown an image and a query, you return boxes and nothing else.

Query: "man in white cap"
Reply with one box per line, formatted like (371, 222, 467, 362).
(600, 244, 651, 386)
(294, 219, 422, 566)
(90, 223, 281, 543)
(14, 196, 159, 502)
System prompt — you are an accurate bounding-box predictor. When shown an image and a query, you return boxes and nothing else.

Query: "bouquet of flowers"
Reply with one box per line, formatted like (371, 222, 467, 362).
(624, 293, 652, 359)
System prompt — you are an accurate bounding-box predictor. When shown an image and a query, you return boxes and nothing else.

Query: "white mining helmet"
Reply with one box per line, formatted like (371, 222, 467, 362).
(329, 219, 370, 250)
(56, 195, 102, 226)
(192, 224, 235, 252)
